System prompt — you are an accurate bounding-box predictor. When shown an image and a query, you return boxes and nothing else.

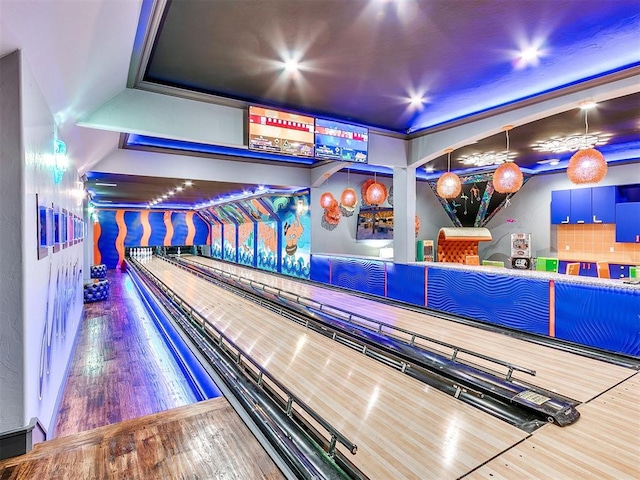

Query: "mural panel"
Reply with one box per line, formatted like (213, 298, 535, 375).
(223, 223, 237, 262)
(238, 222, 255, 266)
(211, 222, 223, 259)
(277, 193, 311, 279)
(257, 220, 278, 272)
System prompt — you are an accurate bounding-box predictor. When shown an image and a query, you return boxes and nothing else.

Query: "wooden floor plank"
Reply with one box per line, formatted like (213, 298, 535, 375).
(53, 270, 197, 438)
(0, 398, 285, 480)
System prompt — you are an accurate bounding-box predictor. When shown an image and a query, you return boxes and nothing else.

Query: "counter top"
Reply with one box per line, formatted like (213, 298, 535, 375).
(411, 261, 639, 289)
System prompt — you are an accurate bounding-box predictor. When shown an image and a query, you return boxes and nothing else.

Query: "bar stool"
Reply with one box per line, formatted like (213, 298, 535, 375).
(565, 262, 580, 275)
(596, 261, 610, 279)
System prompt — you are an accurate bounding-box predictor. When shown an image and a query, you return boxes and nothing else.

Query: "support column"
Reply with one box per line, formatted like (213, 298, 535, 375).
(392, 167, 416, 264)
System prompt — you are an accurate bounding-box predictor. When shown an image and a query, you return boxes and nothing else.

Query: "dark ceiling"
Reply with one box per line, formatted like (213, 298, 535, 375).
(84, 172, 285, 209)
(145, 0, 640, 134)
(89, 0, 640, 207)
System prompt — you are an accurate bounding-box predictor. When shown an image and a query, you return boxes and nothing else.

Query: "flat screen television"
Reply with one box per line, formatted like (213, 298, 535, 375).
(315, 118, 368, 163)
(248, 106, 314, 158)
(356, 207, 393, 240)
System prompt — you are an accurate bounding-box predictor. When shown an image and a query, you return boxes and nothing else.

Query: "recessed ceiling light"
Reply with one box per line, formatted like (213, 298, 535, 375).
(168, 190, 175, 196)
(176, 186, 183, 192)
(519, 47, 539, 63)
(409, 95, 423, 107)
(162, 194, 168, 199)
(284, 59, 299, 73)
(184, 180, 193, 187)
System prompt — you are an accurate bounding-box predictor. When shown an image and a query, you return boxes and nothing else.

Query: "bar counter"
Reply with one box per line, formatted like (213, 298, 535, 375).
(310, 254, 640, 357)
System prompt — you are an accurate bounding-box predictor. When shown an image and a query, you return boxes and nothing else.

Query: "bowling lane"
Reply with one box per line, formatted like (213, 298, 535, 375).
(143, 257, 529, 479)
(184, 256, 635, 403)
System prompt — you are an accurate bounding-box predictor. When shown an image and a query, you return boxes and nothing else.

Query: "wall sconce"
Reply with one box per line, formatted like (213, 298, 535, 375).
(53, 139, 68, 184)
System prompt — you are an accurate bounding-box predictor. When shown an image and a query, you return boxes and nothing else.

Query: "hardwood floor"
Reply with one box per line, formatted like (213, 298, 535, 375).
(5, 258, 636, 479)
(465, 373, 640, 479)
(0, 398, 285, 480)
(143, 258, 532, 479)
(53, 269, 197, 438)
(185, 256, 635, 403)
(176, 256, 640, 479)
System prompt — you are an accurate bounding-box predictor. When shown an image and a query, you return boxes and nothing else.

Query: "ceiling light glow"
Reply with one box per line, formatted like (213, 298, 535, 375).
(459, 151, 517, 167)
(579, 101, 597, 110)
(409, 95, 423, 107)
(284, 59, 299, 73)
(532, 133, 611, 153)
(184, 180, 193, 187)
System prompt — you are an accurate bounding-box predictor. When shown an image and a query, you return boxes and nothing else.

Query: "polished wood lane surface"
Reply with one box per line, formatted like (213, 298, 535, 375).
(465, 373, 640, 479)
(53, 269, 196, 438)
(0, 397, 285, 480)
(186, 256, 635, 403)
(145, 258, 529, 479)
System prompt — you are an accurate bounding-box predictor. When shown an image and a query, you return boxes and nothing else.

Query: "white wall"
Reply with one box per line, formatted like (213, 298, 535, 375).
(0, 50, 84, 434)
(480, 162, 640, 264)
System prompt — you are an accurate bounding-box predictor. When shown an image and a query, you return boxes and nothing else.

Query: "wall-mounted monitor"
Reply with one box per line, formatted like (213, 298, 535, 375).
(315, 118, 368, 163)
(248, 106, 314, 158)
(356, 207, 393, 240)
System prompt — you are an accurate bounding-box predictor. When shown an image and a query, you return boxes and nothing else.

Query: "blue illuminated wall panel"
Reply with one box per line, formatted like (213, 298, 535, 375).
(310, 255, 331, 284)
(124, 211, 143, 246)
(148, 212, 167, 245)
(555, 282, 640, 356)
(172, 212, 189, 245)
(427, 267, 549, 335)
(96, 210, 119, 269)
(387, 263, 425, 306)
(330, 257, 386, 297)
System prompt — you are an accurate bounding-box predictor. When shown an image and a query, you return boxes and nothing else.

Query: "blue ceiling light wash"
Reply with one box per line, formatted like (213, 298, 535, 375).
(125, 134, 317, 166)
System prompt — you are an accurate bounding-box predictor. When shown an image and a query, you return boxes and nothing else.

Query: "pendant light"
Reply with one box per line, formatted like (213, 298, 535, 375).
(340, 168, 357, 210)
(436, 148, 462, 199)
(319, 191, 336, 209)
(493, 125, 523, 194)
(365, 172, 387, 206)
(567, 102, 607, 184)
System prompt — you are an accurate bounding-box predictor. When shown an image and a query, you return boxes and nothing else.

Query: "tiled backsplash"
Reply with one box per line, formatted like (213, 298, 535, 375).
(557, 224, 640, 263)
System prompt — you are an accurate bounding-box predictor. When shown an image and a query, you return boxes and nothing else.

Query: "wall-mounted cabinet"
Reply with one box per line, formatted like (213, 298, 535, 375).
(551, 186, 617, 224)
(615, 203, 640, 243)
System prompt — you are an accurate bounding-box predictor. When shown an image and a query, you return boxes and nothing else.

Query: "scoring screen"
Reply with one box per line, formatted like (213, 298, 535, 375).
(315, 118, 368, 163)
(248, 106, 315, 158)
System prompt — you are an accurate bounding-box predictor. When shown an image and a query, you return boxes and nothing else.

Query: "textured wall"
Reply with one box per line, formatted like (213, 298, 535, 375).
(94, 209, 211, 269)
(0, 51, 25, 432)
(0, 51, 85, 434)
